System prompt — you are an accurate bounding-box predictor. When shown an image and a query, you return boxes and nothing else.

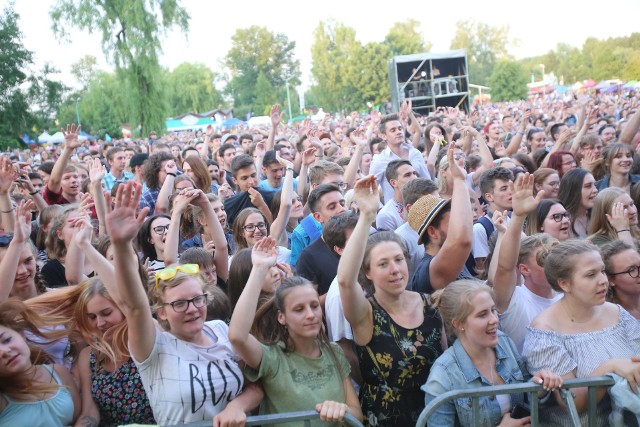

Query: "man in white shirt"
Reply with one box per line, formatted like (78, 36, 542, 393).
(376, 160, 418, 231)
(370, 113, 431, 203)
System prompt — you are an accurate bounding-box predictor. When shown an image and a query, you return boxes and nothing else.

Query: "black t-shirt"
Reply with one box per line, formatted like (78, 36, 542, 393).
(296, 237, 339, 296)
(224, 189, 274, 228)
(41, 259, 67, 288)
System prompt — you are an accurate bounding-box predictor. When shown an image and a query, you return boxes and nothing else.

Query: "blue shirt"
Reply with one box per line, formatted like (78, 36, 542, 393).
(421, 332, 530, 427)
(290, 214, 322, 266)
(595, 173, 640, 192)
(258, 178, 299, 193)
(102, 170, 134, 191)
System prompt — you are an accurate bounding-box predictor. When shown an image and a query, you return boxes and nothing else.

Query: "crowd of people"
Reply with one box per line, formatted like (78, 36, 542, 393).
(1, 91, 640, 427)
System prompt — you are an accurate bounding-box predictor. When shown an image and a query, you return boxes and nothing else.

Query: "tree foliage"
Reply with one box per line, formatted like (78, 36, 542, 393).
(224, 26, 301, 115)
(450, 19, 513, 86)
(488, 60, 528, 102)
(165, 62, 222, 117)
(384, 20, 431, 56)
(50, 0, 190, 136)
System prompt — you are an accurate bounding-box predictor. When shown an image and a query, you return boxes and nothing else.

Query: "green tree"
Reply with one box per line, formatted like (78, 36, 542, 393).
(348, 42, 391, 109)
(70, 55, 98, 91)
(0, 3, 33, 148)
(50, 0, 190, 136)
(253, 72, 277, 116)
(224, 26, 300, 113)
(165, 62, 222, 116)
(488, 60, 528, 102)
(26, 63, 69, 129)
(384, 20, 431, 56)
(450, 19, 513, 86)
(310, 21, 361, 112)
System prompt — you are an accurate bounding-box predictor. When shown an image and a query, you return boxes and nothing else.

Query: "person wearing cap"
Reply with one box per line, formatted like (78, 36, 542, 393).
(370, 113, 431, 204)
(408, 144, 474, 294)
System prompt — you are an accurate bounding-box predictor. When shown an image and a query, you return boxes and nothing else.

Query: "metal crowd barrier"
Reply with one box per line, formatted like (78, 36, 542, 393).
(416, 375, 615, 427)
(181, 410, 364, 427)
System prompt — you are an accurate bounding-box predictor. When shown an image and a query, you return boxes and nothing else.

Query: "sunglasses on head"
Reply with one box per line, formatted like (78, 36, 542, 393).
(155, 264, 200, 288)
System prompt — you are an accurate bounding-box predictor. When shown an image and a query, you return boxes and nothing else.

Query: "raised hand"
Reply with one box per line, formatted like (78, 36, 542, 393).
(251, 236, 277, 268)
(446, 106, 459, 122)
(606, 202, 629, 231)
(105, 182, 150, 244)
(217, 182, 234, 200)
(78, 192, 95, 215)
(349, 126, 368, 147)
(62, 123, 82, 150)
(270, 104, 283, 128)
(276, 153, 293, 170)
(0, 157, 19, 194)
(89, 158, 106, 183)
(370, 109, 381, 125)
(492, 210, 508, 234)
(13, 200, 34, 243)
(164, 159, 178, 175)
(447, 142, 467, 181)
(556, 128, 576, 147)
(353, 175, 379, 216)
(301, 147, 318, 166)
(511, 173, 543, 216)
(190, 189, 211, 210)
(173, 189, 199, 213)
(254, 140, 266, 158)
(69, 213, 94, 247)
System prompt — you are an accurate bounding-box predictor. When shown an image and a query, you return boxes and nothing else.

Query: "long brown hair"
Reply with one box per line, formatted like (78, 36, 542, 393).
(0, 300, 68, 399)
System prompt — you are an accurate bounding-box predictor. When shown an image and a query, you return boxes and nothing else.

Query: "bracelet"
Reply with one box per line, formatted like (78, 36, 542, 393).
(616, 229, 630, 233)
(286, 167, 294, 171)
(0, 208, 14, 213)
(29, 190, 39, 195)
(166, 172, 176, 177)
(517, 131, 525, 135)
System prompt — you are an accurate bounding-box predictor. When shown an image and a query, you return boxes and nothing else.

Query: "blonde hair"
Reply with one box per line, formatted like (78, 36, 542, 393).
(45, 205, 79, 260)
(588, 187, 640, 241)
(437, 155, 450, 194)
(430, 279, 494, 340)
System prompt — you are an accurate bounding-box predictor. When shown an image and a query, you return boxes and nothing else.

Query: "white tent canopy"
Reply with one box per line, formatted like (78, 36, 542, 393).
(37, 132, 52, 143)
(49, 132, 65, 143)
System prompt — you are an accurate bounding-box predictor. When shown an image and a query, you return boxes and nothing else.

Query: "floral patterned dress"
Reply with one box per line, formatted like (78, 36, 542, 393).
(90, 351, 155, 426)
(356, 293, 443, 426)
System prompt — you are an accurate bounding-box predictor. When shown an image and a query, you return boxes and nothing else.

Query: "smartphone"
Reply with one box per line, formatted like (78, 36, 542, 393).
(511, 403, 530, 419)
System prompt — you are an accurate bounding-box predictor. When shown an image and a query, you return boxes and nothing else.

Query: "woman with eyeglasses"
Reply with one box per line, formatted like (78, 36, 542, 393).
(588, 187, 640, 247)
(524, 199, 571, 241)
(533, 168, 560, 199)
(228, 236, 363, 424)
(232, 207, 290, 264)
(105, 182, 261, 426)
(546, 151, 577, 179)
(601, 240, 640, 320)
(136, 213, 170, 275)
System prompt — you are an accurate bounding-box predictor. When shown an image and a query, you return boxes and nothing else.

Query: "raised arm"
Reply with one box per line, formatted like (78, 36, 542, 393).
(228, 237, 277, 369)
(492, 174, 542, 312)
(49, 124, 82, 194)
(502, 110, 531, 157)
(0, 200, 33, 301)
(192, 190, 229, 281)
(425, 136, 445, 179)
(344, 127, 368, 189)
(164, 189, 198, 266)
(620, 106, 640, 145)
(153, 159, 178, 215)
(88, 159, 108, 236)
(540, 128, 575, 168)
(16, 171, 47, 212)
(266, 104, 283, 151)
(336, 176, 378, 345)
(65, 212, 91, 286)
(0, 157, 18, 232)
(429, 144, 473, 290)
(269, 156, 294, 247)
(465, 127, 494, 187)
(105, 182, 155, 362)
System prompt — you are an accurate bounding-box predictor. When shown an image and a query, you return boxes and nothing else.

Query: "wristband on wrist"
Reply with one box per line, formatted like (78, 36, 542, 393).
(286, 167, 294, 171)
(0, 207, 14, 213)
(517, 131, 525, 135)
(29, 190, 39, 195)
(166, 172, 176, 177)
(616, 229, 630, 233)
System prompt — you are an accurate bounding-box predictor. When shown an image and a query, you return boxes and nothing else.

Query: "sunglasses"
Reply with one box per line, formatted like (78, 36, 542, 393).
(155, 264, 200, 288)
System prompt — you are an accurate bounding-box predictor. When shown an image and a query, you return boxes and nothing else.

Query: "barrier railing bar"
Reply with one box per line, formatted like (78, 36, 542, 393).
(179, 410, 364, 427)
(559, 389, 581, 427)
(416, 375, 614, 427)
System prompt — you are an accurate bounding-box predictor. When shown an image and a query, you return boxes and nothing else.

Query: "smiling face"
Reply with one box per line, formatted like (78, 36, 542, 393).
(242, 212, 267, 248)
(541, 203, 571, 241)
(457, 291, 499, 351)
(365, 241, 408, 295)
(157, 278, 207, 340)
(86, 294, 125, 336)
(581, 173, 598, 210)
(609, 147, 633, 175)
(539, 173, 560, 199)
(0, 325, 32, 376)
(277, 285, 322, 341)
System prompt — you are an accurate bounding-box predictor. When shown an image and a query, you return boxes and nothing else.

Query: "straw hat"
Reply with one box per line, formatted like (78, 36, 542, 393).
(408, 194, 451, 245)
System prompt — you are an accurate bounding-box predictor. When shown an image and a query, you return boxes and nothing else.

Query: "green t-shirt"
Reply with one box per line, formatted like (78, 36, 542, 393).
(244, 341, 351, 426)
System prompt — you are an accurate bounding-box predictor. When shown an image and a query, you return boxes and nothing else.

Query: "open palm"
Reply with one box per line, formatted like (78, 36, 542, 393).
(105, 182, 149, 244)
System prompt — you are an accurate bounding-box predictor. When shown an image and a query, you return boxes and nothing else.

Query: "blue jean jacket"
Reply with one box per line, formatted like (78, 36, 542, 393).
(421, 332, 529, 427)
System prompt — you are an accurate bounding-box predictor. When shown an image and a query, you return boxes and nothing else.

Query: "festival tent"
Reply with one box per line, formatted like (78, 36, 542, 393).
(48, 132, 65, 144)
(594, 81, 611, 90)
(37, 132, 52, 143)
(601, 84, 622, 94)
(79, 130, 96, 141)
(582, 79, 597, 89)
(221, 117, 244, 128)
(624, 81, 638, 90)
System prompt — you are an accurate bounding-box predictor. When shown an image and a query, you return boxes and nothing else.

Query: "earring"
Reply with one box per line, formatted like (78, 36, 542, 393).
(460, 328, 465, 331)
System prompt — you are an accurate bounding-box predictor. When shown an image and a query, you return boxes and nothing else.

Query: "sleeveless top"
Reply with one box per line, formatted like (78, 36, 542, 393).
(0, 365, 74, 427)
(356, 293, 443, 427)
(90, 351, 155, 426)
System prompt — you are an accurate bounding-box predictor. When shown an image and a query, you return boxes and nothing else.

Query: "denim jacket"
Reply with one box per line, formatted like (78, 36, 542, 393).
(421, 332, 529, 427)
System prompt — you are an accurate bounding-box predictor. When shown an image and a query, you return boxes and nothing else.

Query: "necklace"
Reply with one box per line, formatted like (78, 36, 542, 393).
(562, 299, 591, 323)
